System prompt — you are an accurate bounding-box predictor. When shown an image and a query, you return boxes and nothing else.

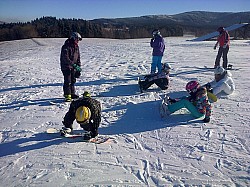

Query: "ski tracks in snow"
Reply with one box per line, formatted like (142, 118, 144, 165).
(1, 38, 250, 186)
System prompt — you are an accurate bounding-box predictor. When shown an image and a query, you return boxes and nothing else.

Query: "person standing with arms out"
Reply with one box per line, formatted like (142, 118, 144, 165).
(60, 32, 82, 102)
(150, 29, 165, 74)
(214, 27, 230, 69)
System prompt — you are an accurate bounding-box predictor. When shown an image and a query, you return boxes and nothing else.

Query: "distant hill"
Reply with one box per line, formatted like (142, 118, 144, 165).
(0, 11, 250, 41)
(91, 11, 250, 36)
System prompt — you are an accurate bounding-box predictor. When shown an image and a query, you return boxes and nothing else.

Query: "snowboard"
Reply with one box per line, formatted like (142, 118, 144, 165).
(204, 65, 215, 70)
(207, 91, 218, 102)
(48, 98, 71, 105)
(204, 64, 239, 71)
(46, 128, 114, 144)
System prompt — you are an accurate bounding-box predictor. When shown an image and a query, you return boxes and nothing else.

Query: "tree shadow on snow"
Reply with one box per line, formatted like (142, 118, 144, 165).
(0, 132, 80, 157)
(0, 83, 63, 93)
(98, 84, 139, 97)
(99, 99, 200, 135)
(171, 66, 214, 77)
(0, 97, 65, 110)
(76, 76, 136, 88)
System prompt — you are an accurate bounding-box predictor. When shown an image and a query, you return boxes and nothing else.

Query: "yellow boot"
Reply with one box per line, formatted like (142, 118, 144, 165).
(64, 94, 72, 102)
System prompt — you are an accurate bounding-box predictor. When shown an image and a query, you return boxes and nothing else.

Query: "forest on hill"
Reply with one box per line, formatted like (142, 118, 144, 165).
(0, 11, 249, 41)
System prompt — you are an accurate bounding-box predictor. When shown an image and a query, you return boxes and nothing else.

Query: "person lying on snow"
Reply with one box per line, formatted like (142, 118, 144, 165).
(162, 81, 212, 123)
(61, 91, 101, 140)
(205, 66, 235, 96)
(139, 63, 171, 92)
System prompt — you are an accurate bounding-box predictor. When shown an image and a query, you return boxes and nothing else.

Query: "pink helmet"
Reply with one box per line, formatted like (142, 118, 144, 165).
(186, 81, 200, 93)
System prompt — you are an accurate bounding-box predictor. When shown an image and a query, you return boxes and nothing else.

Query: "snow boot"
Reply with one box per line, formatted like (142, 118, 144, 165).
(60, 127, 72, 136)
(227, 64, 233, 70)
(64, 94, 72, 102)
(160, 96, 171, 118)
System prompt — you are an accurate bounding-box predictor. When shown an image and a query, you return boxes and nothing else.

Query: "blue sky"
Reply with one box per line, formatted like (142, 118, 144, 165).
(0, 0, 250, 22)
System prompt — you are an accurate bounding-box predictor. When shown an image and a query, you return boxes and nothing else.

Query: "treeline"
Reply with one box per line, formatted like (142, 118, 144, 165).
(0, 16, 183, 41)
(0, 17, 103, 41)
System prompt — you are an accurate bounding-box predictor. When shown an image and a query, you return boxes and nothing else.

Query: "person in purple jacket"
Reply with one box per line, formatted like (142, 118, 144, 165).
(150, 29, 165, 74)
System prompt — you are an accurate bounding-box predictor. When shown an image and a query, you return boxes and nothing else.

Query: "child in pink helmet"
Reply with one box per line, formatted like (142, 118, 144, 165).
(161, 81, 212, 123)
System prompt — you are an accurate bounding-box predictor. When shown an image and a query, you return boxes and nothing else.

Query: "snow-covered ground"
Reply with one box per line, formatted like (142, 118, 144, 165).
(0, 37, 249, 186)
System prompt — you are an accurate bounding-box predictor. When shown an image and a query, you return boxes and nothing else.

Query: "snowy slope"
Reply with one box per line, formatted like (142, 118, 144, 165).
(0, 37, 249, 186)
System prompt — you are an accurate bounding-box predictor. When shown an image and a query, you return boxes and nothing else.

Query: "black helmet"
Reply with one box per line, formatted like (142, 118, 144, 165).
(152, 29, 160, 36)
(70, 32, 82, 41)
(162, 63, 171, 71)
(217, 27, 225, 33)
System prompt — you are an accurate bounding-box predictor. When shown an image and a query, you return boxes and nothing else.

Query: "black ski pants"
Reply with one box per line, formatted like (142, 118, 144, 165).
(215, 46, 229, 69)
(62, 69, 76, 96)
(140, 78, 169, 91)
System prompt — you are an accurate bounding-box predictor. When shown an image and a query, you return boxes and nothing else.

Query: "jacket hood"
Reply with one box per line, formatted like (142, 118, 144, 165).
(64, 38, 75, 45)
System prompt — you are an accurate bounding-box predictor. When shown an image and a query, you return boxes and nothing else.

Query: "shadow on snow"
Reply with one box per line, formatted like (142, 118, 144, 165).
(0, 132, 78, 157)
(99, 99, 200, 135)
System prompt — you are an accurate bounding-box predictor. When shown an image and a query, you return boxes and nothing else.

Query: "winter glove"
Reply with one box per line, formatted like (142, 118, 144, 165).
(213, 45, 217, 50)
(75, 71, 81, 78)
(83, 132, 92, 140)
(205, 83, 213, 93)
(203, 117, 210, 123)
(91, 130, 98, 138)
(73, 64, 82, 72)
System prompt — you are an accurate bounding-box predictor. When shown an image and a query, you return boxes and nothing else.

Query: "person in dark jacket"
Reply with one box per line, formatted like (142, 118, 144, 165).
(150, 29, 165, 74)
(61, 91, 101, 140)
(60, 32, 82, 102)
(139, 63, 171, 92)
(214, 27, 230, 69)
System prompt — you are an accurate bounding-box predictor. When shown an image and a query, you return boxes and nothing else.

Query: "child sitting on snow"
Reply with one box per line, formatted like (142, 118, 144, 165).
(205, 66, 235, 96)
(161, 80, 212, 123)
(139, 63, 171, 92)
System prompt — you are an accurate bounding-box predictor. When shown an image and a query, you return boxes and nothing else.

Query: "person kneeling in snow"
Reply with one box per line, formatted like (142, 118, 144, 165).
(139, 63, 171, 92)
(205, 66, 235, 96)
(162, 81, 212, 123)
(61, 91, 101, 140)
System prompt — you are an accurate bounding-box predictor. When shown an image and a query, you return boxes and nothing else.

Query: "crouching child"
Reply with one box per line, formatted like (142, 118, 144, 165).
(61, 91, 101, 140)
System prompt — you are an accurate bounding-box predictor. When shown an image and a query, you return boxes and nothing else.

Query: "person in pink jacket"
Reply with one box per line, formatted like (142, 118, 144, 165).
(214, 27, 230, 69)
